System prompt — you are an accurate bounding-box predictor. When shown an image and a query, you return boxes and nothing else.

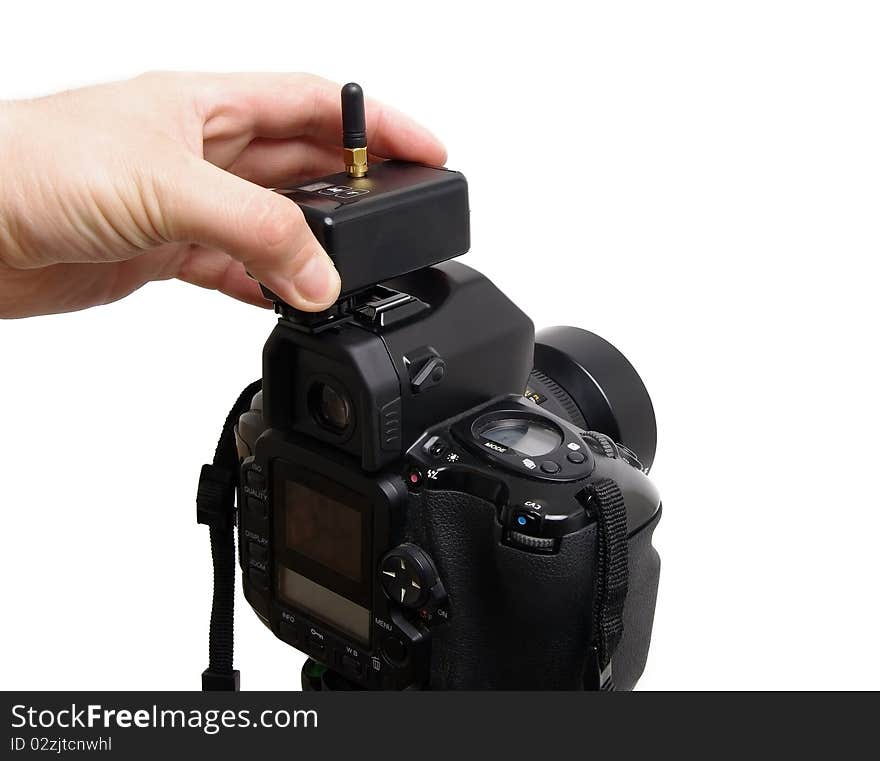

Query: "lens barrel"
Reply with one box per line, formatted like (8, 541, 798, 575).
(530, 327, 657, 471)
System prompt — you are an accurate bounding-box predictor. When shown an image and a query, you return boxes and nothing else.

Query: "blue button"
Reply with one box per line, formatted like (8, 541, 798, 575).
(512, 510, 540, 534)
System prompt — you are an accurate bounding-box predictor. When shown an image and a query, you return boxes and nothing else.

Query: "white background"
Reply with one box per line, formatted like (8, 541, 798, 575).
(2, 1, 878, 690)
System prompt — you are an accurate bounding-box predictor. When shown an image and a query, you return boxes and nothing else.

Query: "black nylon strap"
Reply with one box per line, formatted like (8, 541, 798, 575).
(588, 477, 629, 687)
(198, 379, 262, 691)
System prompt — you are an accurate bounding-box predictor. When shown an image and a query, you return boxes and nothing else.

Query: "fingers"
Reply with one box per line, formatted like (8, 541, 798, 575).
(225, 137, 342, 187)
(0, 247, 272, 317)
(174, 245, 272, 307)
(225, 137, 425, 189)
(0, 260, 118, 317)
(199, 72, 447, 166)
(155, 155, 340, 311)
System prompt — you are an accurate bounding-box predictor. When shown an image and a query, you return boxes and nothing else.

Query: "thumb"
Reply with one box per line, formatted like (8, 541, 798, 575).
(157, 156, 340, 310)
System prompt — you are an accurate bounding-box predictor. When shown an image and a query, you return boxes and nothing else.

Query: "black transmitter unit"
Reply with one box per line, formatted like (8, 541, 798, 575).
(276, 161, 469, 299)
(197, 82, 662, 691)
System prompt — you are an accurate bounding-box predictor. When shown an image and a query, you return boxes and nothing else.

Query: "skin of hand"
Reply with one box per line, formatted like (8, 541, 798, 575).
(0, 72, 446, 318)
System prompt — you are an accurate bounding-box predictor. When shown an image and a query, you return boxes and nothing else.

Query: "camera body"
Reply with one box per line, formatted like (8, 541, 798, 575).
(225, 120, 661, 690)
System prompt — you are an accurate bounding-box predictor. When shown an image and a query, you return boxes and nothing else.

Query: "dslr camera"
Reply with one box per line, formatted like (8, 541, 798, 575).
(196, 84, 661, 691)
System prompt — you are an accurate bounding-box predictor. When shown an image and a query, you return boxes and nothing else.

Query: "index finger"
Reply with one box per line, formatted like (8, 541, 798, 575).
(197, 72, 448, 165)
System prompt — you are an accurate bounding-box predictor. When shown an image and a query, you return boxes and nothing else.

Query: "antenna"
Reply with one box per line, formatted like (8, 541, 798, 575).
(341, 82, 368, 178)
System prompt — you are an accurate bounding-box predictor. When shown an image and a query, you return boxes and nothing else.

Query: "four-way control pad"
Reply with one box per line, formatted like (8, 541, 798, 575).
(379, 543, 449, 624)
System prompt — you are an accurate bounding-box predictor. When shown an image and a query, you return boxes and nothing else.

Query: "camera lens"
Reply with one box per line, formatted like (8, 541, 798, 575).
(309, 382, 352, 433)
(530, 327, 657, 471)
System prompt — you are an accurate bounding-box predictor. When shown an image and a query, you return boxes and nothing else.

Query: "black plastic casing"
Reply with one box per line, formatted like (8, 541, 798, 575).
(261, 262, 535, 472)
(238, 431, 433, 691)
(275, 162, 470, 298)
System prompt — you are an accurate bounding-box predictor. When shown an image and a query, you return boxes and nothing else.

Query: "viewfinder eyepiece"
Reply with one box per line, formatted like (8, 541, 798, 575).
(309, 381, 353, 434)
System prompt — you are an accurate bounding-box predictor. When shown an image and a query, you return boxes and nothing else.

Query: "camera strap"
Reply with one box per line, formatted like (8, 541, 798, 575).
(196, 379, 263, 691)
(584, 477, 629, 691)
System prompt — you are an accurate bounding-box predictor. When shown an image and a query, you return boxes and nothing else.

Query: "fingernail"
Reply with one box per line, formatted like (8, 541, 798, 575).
(296, 253, 339, 305)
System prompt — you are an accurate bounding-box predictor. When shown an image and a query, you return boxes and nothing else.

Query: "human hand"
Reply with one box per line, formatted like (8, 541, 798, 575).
(0, 72, 445, 318)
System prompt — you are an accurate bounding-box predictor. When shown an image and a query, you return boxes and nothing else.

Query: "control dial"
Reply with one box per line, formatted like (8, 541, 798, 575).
(583, 430, 619, 459)
(379, 544, 439, 610)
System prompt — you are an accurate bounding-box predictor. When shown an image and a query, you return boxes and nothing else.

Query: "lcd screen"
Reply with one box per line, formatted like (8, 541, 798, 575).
(284, 480, 362, 583)
(278, 567, 370, 645)
(481, 419, 562, 457)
